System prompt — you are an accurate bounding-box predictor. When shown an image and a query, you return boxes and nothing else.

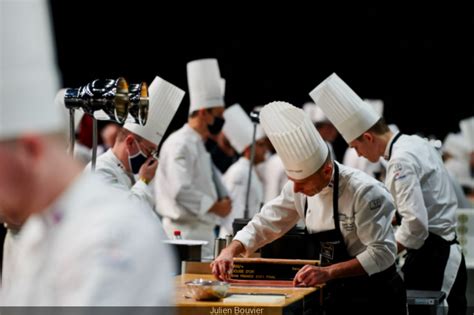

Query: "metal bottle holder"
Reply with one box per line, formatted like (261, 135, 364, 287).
(64, 77, 129, 171)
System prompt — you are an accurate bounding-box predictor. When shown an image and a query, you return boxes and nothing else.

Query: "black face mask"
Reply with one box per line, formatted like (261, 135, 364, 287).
(208, 116, 225, 135)
(128, 150, 148, 174)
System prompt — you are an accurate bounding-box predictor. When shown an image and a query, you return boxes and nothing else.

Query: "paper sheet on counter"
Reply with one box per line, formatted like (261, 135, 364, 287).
(223, 294, 286, 304)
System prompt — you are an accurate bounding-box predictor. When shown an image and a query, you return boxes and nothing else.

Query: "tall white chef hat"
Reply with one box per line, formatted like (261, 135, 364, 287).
(459, 116, 474, 151)
(260, 101, 329, 180)
(0, 0, 63, 140)
(364, 99, 384, 116)
(223, 104, 265, 154)
(124, 76, 185, 146)
(302, 102, 330, 124)
(309, 73, 381, 143)
(187, 58, 224, 114)
(220, 78, 226, 98)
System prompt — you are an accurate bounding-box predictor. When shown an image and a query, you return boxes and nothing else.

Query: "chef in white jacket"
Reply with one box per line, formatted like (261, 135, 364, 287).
(460, 117, 474, 198)
(219, 104, 267, 237)
(310, 73, 467, 314)
(0, 0, 175, 305)
(155, 58, 232, 259)
(443, 132, 474, 193)
(84, 76, 185, 210)
(213, 102, 406, 315)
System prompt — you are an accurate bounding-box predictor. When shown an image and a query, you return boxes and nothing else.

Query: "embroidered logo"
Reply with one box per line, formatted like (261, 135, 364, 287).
(393, 171, 406, 181)
(369, 198, 382, 211)
(320, 242, 337, 260)
(339, 214, 355, 231)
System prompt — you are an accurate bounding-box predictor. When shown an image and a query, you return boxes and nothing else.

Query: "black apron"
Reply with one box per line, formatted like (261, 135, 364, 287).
(304, 162, 406, 315)
(403, 233, 467, 315)
(388, 133, 467, 315)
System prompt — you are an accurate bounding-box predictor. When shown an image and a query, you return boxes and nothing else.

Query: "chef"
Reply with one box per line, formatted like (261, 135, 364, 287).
(219, 104, 267, 237)
(155, 58, 232, 259)
(212, 101, 406, 315)
(0, 0, 175, 305)
(310, 73, 467, 315)
(84, 76, 185, 210)
(443, 133, 474, 203)
(206, 78, 239, 174)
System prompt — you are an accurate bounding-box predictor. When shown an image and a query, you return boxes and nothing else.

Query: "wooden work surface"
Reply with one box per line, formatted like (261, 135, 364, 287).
(175, 273, 322, 315)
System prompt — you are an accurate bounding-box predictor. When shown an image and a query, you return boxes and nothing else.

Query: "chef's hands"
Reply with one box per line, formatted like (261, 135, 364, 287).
(139, 157, 158, 184)
(293, 265, 331, 287)
(211, 240, 245, 281)
(211, 248, 235, 281)
(209, 197, 232, 217)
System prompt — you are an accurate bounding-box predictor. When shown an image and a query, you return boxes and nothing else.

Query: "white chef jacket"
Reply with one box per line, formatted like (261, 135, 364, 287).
(261, 153, 288, 202)
(235, 162, 397, 276)
(384, 133, 458, 249)
(447, 172, 473, 209)
(0, 173, 175, 306)
(84, 149, 154, 209)
(343, 147, 383, 178)
(73, 142, 92, 165)
(219, 157, 264, 237)
(155, 124, 220, 258)
(445, 157, 474, 190)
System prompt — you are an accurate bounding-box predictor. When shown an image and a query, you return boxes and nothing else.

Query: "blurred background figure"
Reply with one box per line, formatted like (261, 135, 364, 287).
(155, 59, 231, 259)
(442, 132, 474, 196)
(206, 131, 239, 173)
(205, 77, 239, 173)
(459, 117, 474, 200)
(98, 121, 120, 153)
(302, 102, 339, 160)
(220, 104, 267, 237)
(0, 0, 175, 305)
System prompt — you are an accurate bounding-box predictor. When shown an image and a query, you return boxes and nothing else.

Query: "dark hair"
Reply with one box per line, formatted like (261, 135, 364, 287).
(356, 117, 390, 140)
(316, 145, 333, 174)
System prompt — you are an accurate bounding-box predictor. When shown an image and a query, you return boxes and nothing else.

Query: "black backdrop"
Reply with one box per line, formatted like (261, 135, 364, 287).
(48, 2, 474, 160)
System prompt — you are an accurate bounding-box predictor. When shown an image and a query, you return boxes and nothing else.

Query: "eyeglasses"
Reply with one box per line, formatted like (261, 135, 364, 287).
(149, 149, 159, 160)
(134, 138, 158, 160)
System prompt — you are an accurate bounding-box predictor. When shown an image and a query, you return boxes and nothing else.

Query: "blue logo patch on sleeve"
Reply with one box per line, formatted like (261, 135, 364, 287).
(393, 171, 406, 181)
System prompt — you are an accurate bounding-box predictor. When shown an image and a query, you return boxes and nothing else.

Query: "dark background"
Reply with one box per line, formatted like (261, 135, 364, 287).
(48, 2, 474, 160)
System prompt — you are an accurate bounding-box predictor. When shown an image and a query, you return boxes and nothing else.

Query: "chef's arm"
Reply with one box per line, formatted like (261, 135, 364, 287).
(328, 257, 367, 279)
(294, 258, 366, 287)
